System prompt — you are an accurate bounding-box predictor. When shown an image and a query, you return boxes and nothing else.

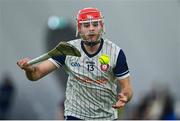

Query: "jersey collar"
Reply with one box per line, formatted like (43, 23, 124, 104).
(81, 38, 104, 58)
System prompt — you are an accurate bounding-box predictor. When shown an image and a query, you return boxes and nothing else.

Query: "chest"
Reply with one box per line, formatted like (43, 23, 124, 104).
(65, 54, 115, 77)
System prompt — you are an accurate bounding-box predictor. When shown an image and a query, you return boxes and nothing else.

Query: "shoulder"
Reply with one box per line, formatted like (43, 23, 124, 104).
(103, 38, 121, 53)
(68, 39, 81, 45)
(67, 39, 81, 52)
(103, 38, 120, 47)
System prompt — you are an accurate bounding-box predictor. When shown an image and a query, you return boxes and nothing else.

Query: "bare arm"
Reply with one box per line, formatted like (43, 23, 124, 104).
(17, 58, 57, 81)
(112, 76, 133, 108)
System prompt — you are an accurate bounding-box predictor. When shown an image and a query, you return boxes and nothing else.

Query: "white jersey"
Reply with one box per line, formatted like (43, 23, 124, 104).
(49, 38, 130, 119)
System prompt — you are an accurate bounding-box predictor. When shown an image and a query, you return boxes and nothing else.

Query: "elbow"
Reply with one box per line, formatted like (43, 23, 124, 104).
(28, 78, 39, 81)
(27, 76, 40, 81)
(26, 72, 41, 81)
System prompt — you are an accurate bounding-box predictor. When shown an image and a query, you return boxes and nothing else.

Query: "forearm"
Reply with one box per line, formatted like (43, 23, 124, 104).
(25, 60, 57, 81)
(112, 78, 133, 109)
(118, 77, 133, 102)
(17, 59, 56, 81)
(120, 85, 133, 102)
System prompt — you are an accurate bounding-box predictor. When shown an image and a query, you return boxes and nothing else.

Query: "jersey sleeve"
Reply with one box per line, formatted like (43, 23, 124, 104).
(48, 55, 66, 68)
(113, 49, 130, 80)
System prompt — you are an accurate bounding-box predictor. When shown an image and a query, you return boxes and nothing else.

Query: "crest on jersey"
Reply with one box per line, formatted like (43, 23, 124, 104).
(100, 64, 109, 72)
(99, 54, 110, 72)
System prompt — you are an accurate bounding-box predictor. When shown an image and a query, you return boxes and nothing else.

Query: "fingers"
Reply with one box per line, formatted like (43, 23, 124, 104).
(112, 93, 128, 109)
(112, 101, 125, 109)
(17, 58, 31, 69)
(118, 93, 128, 103)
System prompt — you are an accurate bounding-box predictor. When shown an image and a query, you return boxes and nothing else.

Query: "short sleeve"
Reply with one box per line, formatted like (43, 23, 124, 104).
(113, 49, 130, 80)
(48, 55, 66, 68)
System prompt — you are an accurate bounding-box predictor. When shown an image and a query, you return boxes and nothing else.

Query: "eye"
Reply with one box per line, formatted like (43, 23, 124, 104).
(92, 21, 99, 27)
(83, 23, 90, 28)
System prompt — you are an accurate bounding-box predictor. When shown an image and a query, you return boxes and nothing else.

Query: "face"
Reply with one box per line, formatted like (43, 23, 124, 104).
(79, 20, 103, 42)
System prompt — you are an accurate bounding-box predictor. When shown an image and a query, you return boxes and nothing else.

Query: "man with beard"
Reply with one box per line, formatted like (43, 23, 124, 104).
(17, 7, 133, 120)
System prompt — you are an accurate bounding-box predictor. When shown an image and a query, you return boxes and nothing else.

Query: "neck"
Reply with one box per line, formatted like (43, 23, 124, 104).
(83, 41, 101, 55)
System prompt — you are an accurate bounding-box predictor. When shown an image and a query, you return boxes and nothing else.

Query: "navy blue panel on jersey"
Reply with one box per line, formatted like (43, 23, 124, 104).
(113, 49, 129, 77)
(64, 116, 82, 120)
(52, 55, 66, 65)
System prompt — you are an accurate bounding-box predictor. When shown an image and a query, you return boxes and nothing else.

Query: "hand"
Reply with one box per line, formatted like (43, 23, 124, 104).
(112, 93, 128, 109)
(17, 58, 34, 72)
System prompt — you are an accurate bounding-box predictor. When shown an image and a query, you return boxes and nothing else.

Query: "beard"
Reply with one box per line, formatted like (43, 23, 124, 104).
(80, 31, 102, 47)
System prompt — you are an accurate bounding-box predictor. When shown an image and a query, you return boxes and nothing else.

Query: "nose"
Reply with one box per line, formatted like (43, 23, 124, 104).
(89, 23, 95, 31)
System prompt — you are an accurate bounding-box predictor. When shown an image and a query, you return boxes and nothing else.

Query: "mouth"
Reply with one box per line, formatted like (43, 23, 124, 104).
(88, 34, 96, 38)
